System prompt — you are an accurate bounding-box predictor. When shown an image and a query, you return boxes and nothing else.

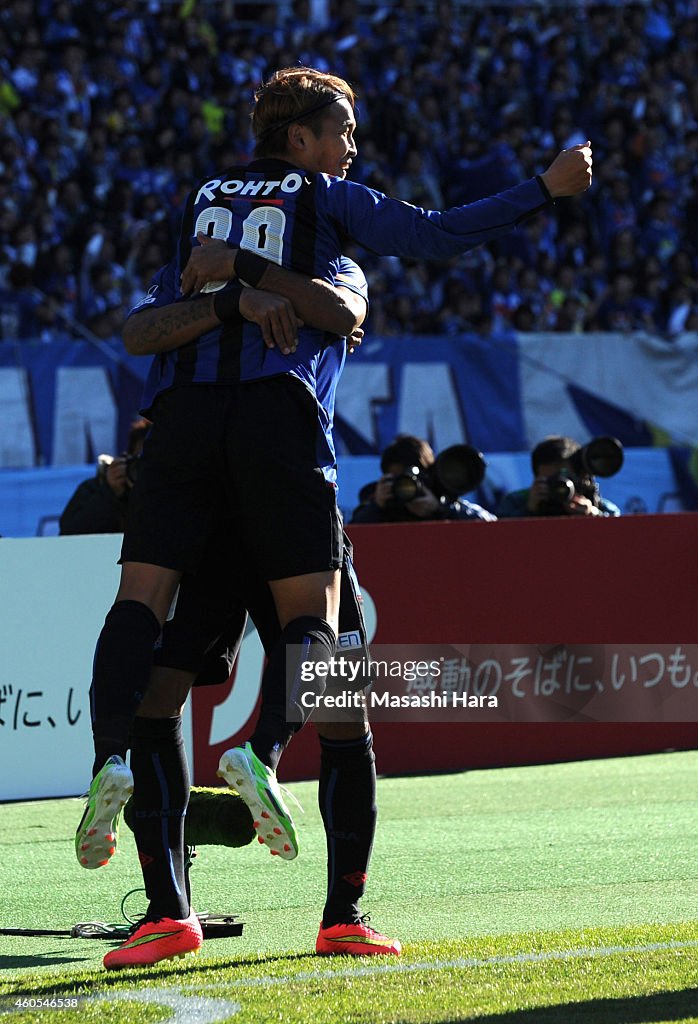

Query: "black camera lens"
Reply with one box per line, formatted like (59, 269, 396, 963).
(578, 436, 624, 478)
(391, 466, 424, 504)
(433, 444, 486, 499)
(538, 473, 576, 514)
(548, 474, 575, 504)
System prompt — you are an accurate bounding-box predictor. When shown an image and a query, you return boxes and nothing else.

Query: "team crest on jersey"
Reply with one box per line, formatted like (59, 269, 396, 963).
(130, 283, 160, 311)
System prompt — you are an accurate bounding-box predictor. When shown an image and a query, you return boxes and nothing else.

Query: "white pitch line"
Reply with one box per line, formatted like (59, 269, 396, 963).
(180, 937, 698, 989)
(59, 940, 697, 1024)
(4, 939, 694, 1022)
(100, 989, 240, 1024)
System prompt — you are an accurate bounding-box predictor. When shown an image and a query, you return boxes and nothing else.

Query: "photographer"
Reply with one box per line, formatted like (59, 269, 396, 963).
(59, 418, 150, 535)
(350, 434, 496, 524)
(496, 435, 621, 519)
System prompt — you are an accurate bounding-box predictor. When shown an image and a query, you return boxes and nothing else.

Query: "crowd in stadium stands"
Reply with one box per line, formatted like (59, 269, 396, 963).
(1, 0, 697, 343)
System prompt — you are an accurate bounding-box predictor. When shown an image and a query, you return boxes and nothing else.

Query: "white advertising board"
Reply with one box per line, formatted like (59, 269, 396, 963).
(0, 535, 192, 801)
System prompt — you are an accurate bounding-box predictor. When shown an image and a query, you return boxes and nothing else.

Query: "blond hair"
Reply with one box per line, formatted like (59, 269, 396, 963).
(251, 66, 356, 157)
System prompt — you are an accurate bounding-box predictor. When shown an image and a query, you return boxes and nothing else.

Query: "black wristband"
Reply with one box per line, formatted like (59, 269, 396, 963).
(234, 248, 269, 288)
(535, 174, 554, 203)
(212, 281, 244, 322)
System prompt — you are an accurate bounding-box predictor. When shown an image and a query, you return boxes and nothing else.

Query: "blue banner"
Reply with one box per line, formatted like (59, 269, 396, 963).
(0, 339, 146, 468)
(2, 332, 698, 519)
(335, 332, 526, 455)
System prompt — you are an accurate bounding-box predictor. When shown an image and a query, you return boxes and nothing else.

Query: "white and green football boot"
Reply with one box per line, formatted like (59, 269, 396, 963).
(217, 742, 299, 860)
(75, 755, 133, 868)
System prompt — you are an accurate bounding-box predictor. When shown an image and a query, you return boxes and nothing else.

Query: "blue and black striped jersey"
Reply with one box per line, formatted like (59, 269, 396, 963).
(149, 157, 549, 400)
(127, 255, 368, 482)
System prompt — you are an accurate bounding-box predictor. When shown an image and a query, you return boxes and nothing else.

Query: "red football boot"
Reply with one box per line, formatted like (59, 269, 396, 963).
(316, 916, 401, 956)
(103, 911, 203, 970)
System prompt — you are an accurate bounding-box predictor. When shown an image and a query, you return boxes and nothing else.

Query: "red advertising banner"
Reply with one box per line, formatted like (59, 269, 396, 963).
(191, 514, 698, 783)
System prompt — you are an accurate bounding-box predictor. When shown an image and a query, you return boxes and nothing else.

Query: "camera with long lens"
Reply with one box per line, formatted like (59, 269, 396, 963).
(390, 444, 487, 507)
(539, 436, 624, 515)
(539, 473, 576, 513)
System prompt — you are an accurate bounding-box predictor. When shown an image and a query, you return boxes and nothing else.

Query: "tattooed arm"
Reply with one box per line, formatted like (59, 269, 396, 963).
(123, 293, 220, 356)
(122, 288, 302, 356)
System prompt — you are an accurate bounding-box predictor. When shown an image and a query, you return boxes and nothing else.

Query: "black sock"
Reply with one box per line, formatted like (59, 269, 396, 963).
(129, 716, 190, 922)
(251, 616, 336, 772)
(90, 601, 162, 776)
(318, 731, 377, 927)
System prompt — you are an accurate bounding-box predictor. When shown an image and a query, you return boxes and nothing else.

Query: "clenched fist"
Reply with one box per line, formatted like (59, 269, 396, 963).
(540, 142, 593, 198)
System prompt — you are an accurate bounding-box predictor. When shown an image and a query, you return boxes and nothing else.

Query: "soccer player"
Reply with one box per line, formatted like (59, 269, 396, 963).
(82, 257, 369, 969)
(174, 58, 591, 867)
(100, 251, 399, 968)
(78, 65, 592, 963)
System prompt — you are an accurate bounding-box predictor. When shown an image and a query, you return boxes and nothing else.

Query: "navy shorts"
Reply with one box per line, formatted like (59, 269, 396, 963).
(154, 533, 369, 688)
(122, 378, 343, 580)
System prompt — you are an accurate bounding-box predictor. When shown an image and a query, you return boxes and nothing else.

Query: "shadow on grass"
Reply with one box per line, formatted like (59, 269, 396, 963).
(2, 948, 318, 994)
(0, 953, 94, 970)
(434, 987, 698, 1024)
(91, 948, 319, 986)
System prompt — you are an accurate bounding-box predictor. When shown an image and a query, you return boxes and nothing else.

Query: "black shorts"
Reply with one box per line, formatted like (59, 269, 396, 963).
(122, 379, 343, 580)
(154, 533, 369, 687)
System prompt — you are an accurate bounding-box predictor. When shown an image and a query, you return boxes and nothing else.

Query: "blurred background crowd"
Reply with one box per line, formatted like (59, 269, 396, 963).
(1, 0, 697, 344)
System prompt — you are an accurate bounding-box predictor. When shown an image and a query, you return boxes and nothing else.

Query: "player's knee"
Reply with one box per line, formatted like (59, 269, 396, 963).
(137, 668, 192, 718)
(93, 600, 162, 703)
(90, 600, 165, 749)
(271, 572, 341, 635)
(105, 598, 161, 636)
(284, 615, 337, 718)
(115, 566, 180, 625)
(284, 615, 337, 655)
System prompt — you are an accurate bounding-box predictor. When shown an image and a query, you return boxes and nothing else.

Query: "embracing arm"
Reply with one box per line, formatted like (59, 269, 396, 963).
(123, 283, 306, 357)
(124, 277, 364, 359)
(123, 293, 221, 355)
(181, 234, 366, 338)
(258, 261, 366, 336)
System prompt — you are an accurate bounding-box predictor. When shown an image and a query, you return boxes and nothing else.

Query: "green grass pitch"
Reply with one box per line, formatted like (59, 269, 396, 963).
(1, 750, 697, 1023)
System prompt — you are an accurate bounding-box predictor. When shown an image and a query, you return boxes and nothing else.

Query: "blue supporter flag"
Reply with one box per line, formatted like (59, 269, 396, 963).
(567, 383, 665, 448)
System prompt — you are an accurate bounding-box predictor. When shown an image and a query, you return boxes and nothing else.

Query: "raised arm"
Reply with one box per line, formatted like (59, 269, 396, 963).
(320, 144, 593, 261)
